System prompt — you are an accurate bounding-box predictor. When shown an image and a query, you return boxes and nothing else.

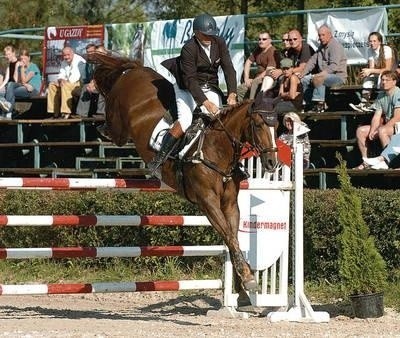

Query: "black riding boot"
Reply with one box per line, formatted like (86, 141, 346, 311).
(148, 132, 179, 178)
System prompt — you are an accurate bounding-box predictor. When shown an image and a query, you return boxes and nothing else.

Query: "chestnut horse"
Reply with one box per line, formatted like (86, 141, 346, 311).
(91, 52, 278, 291)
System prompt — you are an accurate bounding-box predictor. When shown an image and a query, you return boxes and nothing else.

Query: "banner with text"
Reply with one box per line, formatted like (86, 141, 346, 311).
(307, 8, 388, 65)
(44, 25, 105, 81)
(108, 15, 245, 92)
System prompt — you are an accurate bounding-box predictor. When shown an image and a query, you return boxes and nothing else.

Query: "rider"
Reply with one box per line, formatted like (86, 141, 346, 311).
(148, 13, 238, 175)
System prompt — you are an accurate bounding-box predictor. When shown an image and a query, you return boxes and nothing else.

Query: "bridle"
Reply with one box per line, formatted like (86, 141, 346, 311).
(185, 108, 278, 181)
(248, 111, 278, 156)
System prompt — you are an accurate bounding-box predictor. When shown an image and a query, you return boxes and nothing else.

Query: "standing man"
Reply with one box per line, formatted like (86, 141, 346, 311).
(299, 25, 347, 113)
(149, 13, 237, 175)
(355, 70, 400, 169)
(237, 31, 280, 101)
(47, 46, 86, 119)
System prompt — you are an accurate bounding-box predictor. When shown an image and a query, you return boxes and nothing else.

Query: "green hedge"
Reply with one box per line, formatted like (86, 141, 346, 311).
(0, 189, 399, 281)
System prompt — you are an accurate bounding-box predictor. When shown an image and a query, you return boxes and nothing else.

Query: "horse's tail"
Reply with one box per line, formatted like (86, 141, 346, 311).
(90, 52, 143, 97)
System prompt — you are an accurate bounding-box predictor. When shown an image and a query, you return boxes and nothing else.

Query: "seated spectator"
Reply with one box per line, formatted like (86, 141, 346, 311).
(0, 68, 5, 97)
(268, 30, 314, 83)
(354, 70, 400, 169)
(281, 32, 291, 58)
(75, 44, 106, 117)
(299, 25, 347, 113)
(0, 45, 18, 118)
(278, 112, 311, 169)
(0, 49, 42, 119)
(237, 31, 280, 101)
(47, 46, 86, 119)
(363, 133, 400, 169)
(274, 58, 304, 113)
(286, 29, 315, 76)
(350, 32, 395, 113)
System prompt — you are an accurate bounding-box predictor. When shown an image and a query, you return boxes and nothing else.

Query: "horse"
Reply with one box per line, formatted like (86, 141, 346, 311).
(91, 52, 278, 293)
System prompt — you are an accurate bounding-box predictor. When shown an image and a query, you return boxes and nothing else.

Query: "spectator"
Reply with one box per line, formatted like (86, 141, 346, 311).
(299, 25, 347, 113)
(281, 32, 291, 58)
(0, 45, 18, 117)
(350, 32, 395, 113)
(237, 31, 280, 101)
(47, 46, 86, 119)
(363, 133, 400, 169)
(266, 32, 297, 83)
(0, 67, 5, 97)
(0, 49, 42, 119)
(273, 58, 304, 113)
(354, 70, 400, 169)
(75, 44, 106, 117)
(278, 112, 311, 169)
(150, 13, 238, 176)
(286, 29, 315, 76)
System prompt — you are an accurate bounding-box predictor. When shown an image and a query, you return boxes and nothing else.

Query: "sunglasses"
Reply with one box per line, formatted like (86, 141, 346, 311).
(282, 39, 289, 42)
(259, 38, 269, 41)
(289, 38, 298, 42)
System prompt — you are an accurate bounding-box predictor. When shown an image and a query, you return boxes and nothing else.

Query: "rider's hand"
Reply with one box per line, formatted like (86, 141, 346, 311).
(227, 93, 237, 105)
(203, 99, 219, 115)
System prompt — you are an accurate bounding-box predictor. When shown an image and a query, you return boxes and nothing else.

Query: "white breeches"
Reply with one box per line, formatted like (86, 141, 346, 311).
(174, 83, 222, 132)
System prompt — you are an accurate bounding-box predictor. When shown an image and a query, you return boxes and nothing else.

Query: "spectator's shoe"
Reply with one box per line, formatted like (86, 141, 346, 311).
(371, 161, 389, 170)
(363, 156, 383, 167)
(349, 102, 374, 113)
(353, 161, 370, 170)
(0, 112, 12, 120)
(0, 98, 12, 113)
(307, 102, 326, 113)
(97, 124, 112, 140)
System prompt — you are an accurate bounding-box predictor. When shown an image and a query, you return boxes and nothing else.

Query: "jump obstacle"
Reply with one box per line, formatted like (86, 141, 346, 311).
(0, 129, 329, 322)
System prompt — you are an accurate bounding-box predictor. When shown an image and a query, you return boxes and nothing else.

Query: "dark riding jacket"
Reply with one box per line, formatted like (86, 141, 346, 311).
(163, 36, 237, 106)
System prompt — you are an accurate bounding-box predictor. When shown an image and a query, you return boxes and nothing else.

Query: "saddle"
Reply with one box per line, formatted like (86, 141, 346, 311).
(171, 110, 209, 160)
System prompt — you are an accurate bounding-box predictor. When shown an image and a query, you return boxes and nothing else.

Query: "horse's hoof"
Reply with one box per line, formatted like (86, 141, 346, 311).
(243, 278, 258, 291)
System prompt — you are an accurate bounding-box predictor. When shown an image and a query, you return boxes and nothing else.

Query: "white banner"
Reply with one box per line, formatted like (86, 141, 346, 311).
(307, 8, 388, 65)
(108, 15, 245, 93)
(238, 188, 290, 271)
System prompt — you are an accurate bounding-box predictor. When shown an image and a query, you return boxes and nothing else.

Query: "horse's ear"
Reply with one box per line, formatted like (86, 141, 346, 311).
(252, 91, 274, 112)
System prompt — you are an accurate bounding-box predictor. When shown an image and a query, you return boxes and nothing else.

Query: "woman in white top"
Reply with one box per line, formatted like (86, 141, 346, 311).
(350, 32, 395, 112)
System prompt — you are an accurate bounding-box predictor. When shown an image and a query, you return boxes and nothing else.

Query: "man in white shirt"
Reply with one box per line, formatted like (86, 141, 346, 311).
(47, 46, 86, 119)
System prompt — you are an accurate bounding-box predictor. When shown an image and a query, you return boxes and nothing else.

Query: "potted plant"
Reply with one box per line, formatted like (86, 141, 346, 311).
(336, 155, 388, 318)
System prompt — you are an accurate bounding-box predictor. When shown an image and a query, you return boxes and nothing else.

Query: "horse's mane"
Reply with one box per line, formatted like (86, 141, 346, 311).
(90, 52, 144, 97)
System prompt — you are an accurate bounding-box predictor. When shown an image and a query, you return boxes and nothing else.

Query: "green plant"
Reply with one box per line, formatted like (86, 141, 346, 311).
(336, 155, 388, 296)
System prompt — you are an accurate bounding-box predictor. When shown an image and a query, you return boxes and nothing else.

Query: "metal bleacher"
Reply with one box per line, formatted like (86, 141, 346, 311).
(0, 113, 147, 178)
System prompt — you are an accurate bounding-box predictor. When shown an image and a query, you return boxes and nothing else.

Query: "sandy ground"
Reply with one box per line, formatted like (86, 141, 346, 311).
(0, 291, 399, 337)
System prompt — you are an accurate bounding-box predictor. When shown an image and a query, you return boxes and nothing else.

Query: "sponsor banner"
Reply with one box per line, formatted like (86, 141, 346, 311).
(108, 15, 245, 92)
(238, 187, 290, 270)
(307, 8, 388, 65)
(44, 25, 105, 78)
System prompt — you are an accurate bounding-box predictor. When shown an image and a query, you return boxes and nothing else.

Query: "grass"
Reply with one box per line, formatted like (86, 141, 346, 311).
(0, 259, 399, 314)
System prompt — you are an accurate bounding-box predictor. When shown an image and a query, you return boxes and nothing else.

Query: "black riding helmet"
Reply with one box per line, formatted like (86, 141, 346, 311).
(193, 14, 219, 36)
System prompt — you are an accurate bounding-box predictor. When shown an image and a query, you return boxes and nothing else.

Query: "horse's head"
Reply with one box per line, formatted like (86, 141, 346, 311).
(247, 110, 278, 173)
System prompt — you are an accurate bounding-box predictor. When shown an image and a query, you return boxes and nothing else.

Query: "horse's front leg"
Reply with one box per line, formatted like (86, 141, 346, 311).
(197, 191, 257, 292)
(220, 184, 257, 292)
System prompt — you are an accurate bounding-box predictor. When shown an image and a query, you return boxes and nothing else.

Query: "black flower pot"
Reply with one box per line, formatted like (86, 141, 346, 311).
(350, 292, 384, 318)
